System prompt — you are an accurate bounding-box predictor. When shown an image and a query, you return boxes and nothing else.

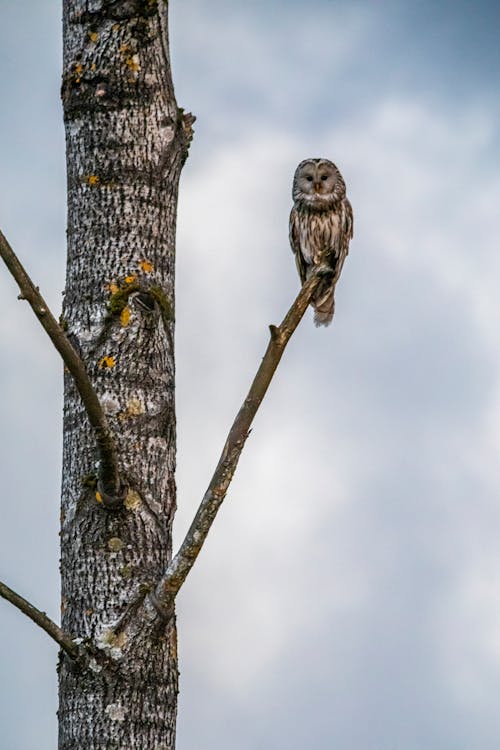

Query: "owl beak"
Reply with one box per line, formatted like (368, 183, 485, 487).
(313, 182, 321, 193)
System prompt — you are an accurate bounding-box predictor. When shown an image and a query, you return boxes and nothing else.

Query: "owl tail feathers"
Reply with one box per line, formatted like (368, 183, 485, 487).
(312, 284, 335, 327)
(313, 305, 334, 326)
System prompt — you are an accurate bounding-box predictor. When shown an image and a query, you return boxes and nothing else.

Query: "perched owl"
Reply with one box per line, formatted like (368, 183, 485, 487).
(289, 158, 353, 326)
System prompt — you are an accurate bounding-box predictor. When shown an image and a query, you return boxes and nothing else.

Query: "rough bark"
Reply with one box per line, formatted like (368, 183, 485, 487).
(59, 2, 190, 747)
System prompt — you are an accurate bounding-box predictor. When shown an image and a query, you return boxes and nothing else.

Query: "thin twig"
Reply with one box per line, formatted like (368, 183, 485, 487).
(153, 268, 325, 613)
(0, 229, 120, 499)
(0, 579, 78, 659)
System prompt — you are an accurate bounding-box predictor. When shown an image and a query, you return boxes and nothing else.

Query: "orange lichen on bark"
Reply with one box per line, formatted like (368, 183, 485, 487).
(74, 62, 84, 83)
(139, 259, 154, 273)
(125, 55, 140, 72)
(120, 306, 131, 327)
(98, 356, 116, 369)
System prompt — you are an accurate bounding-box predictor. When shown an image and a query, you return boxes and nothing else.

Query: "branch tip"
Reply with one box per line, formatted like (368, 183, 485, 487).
(269, 323, 281, 341)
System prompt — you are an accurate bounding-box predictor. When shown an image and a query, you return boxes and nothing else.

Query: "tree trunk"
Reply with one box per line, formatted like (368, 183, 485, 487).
(59, 2, 190, 747)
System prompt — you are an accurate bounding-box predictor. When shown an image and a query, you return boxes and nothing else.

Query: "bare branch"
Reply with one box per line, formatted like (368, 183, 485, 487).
(0, 579, 78, 659)
(153, 268, 325, 614)
(0, 229, 121, 500)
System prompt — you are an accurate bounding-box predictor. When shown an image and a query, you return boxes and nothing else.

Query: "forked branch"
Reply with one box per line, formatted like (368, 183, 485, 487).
(0, 579, 78, 659)
(153, 268, 326, 615)
(0, 229, 120, 500)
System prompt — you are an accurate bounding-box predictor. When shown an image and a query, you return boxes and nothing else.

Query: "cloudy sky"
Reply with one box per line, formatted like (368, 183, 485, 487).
(1, 1, 500, 748)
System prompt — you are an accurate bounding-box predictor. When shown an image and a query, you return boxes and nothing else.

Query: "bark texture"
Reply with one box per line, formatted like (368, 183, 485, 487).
(59, 2, 190, 747)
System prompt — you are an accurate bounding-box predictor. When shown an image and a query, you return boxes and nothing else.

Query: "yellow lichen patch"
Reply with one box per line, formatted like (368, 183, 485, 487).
(91, 63, 97, 72)
(98, 355, 116, 369)
(112, 23, 120, 32)
(107, 537, 124, 552)
(107, 282, 119, 294)
(120, 306, 131, 327)
(84, 174, 100, 186)
(126, 397, 144, 416)
(125, 54, 140, 72)
(119, 43, 129, 54)
(124, 274, 137, 284)
(88, 31, 99, 42)
(85, 608, 94, 617)
(95, 491, 103, 503)
(125, 489, 141, 511)
(74, 62, 84, 83)
(139, 259, 154, 273)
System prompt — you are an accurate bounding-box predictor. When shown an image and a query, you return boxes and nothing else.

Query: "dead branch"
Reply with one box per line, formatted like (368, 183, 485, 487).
(0, 229, 121, 502)
(0, 579, 78, 659)
(153, 268, 325, 615)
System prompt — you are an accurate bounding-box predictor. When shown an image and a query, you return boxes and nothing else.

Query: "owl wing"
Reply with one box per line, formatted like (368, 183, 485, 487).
(330, 197, 353, 281)
(342, 197, 354, 246)
(289, 206, 307, 284)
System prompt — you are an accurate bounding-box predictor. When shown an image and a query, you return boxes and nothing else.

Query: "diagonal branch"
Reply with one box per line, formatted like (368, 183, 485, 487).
(0, 579, 78, 659)
(152, 268, 325, 615)
(0, 229, 120, 501)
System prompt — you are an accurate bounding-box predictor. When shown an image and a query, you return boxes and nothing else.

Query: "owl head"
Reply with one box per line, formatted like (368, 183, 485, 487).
(292, 158, 346, 208)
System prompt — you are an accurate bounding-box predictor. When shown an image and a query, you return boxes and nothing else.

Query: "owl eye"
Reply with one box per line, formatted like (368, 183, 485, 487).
(305, 175, 313, 182)
(321, 175, 328, 181)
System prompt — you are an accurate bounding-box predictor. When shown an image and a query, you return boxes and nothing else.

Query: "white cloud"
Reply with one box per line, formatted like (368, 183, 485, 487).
(170, 0, 374, 133)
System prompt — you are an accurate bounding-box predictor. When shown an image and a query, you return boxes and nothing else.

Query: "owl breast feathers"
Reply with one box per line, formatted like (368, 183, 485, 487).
(289, 158, 353, 326)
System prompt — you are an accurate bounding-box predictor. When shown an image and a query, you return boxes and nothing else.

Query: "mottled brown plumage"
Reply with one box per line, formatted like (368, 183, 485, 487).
(289, 158, 353, 326)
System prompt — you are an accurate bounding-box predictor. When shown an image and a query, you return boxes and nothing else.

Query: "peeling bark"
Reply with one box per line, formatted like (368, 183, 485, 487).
(59, 2, 188, 747)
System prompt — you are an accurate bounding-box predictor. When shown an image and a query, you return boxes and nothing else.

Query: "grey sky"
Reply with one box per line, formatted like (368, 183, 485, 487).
(1, 1, 500, 749)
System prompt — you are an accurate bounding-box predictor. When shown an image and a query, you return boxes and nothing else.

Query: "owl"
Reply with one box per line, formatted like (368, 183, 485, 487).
(289, 158, 353, 326)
